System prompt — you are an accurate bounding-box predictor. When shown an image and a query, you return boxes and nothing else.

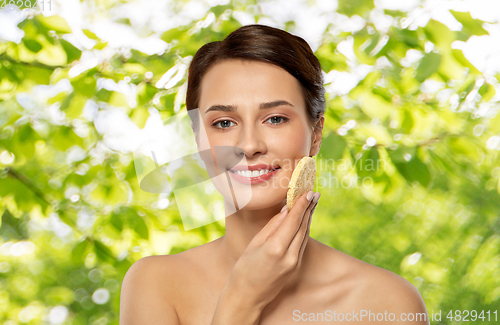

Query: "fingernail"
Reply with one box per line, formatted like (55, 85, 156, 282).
(306, 191, 314, 201)
(281, 205, 287, 212)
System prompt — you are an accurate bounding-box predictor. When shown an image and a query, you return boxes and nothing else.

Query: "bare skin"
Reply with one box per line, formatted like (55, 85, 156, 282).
(120, 60, 429, 325)
(149, 237, 429, 324)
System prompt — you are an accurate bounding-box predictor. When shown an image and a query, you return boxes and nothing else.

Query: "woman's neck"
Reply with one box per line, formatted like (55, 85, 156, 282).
(221, 202, 285, 263)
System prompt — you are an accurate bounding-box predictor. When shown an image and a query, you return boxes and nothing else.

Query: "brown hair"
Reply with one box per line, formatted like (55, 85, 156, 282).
(186, 24, 325, 132)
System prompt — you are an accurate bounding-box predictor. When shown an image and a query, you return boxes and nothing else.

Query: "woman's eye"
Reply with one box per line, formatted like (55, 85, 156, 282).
(266, 116, 289, 125)
(212, 120, 236, 129)
(211, 116, 289, 130)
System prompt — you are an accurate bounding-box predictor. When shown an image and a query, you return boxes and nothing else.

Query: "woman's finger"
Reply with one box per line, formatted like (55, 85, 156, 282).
(297, 193, 319, 265)
(252, 206, 289, 245)
(267, 191, 314, 247)
(287, 192, 319, 257)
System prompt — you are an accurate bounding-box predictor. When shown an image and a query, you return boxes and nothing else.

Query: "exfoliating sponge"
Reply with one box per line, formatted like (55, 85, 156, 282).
(286, 156, 316, 211)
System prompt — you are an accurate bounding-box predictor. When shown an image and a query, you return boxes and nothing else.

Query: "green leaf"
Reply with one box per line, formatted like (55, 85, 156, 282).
(389, 148, 431, 187)
(71, 75, 97, 97)
(127, 208, 149, 240)
(60, 92, 87, 119)
(337, 0, 374, 16)
(82, 29, 99, 40)
(71, 239, 89, 264)
(16, 123, 39, 160)
(109, 91, 129, 109)
(479, 83, 496, 102)
(160, 25, 191, 43)
(437, 51, 467, 81)
(57, 210, 77, 229)
(387, 146, 416, 163)
(427, 148, 453, 174)
(450, 10, 488, 37)
(116, 18, 132, 26)
(123, 63, 148, 75)
(93, 239, 115, 262)
(458, 77, 475, 96)
(130, 214, 149, 240)
(402, 109, 414, 134)
(396, 29, 423, 50)
(35, 41, 67, 65)
(18, 19, 38, 38)
(110, 211, 124, 231)
(355, 147, 380, 179)
(130, 107, 150, 129)
(423, 20, 454, 49)
(315, 41, 348, 72)
(384, 9, 406, 17)
(47, 90, 69, 105)
(137, 83, 158, 106)
(363, 33, 380, 55)
(0, 209, 27, 240)
(0, 177, 48, 212)
(416, 52, 441, 82)
(37, 15, 72, 33)
(22, 38, 43, 53)
(372, 86, 392, 102)
(318, 131, 347, 161)
(82, 29, 108, 49)
(22, 65, 52, 85)
(60, 39, 82, 63)
(353, 31, 377, 65)
(51, 126, 83, 151)
(96, 88, 113, 102)
(359, 92, 393, 120)
(159, 91, 176, 111)
(209, 4, 232, 18)
(448, 136, 484, 165)
(452, 49, 480, 74)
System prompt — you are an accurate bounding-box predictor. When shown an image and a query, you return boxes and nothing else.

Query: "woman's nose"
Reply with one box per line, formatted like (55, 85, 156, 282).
(235, 125, 267, 157)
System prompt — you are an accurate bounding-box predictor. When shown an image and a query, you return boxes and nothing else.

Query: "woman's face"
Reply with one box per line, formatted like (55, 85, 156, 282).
(197, 59, 322, 210)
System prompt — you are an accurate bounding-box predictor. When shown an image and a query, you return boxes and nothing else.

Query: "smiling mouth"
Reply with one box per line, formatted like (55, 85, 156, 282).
(228, 167, 281, 177)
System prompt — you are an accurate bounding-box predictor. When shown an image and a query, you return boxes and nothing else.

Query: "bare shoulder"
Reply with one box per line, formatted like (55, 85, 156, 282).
(314, 240, 429, 324)
(120, 238, 222, 324)
(357, 261, 429, 324)
(119, 255, 184, 325)
(357, 259, 427, 306)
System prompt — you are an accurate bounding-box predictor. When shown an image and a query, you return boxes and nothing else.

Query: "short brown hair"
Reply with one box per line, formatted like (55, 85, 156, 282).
(186, 24, 325, 130)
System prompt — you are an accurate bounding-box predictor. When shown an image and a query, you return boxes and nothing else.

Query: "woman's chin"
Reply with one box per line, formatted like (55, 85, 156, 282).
(234, 195, 286, 211)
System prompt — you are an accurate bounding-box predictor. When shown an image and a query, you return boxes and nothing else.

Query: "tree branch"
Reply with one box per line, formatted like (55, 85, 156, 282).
(7, 167, 52, 206)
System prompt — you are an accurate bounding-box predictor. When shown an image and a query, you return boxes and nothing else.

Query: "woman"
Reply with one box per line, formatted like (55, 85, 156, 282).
(120, 24, 430, 324)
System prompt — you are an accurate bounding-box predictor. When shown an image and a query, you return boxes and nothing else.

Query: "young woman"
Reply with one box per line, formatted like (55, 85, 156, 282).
(120, 24, 430, 325)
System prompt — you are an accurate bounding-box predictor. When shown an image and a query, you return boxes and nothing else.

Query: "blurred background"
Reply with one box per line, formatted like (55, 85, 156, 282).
(1, 0, 500, 324)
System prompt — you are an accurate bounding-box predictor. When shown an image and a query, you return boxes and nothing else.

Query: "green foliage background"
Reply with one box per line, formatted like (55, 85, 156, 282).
(1, 0, 500, 324)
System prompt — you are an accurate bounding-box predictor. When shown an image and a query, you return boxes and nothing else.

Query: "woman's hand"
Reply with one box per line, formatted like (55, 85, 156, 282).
(227, 190, 321, 309)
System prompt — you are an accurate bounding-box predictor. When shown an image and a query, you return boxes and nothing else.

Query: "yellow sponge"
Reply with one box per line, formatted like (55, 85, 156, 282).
(286, 156, 316, 211)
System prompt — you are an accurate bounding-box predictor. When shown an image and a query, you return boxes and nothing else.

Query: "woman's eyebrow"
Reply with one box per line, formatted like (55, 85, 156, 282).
(204, 100, 294, 114)
(260, 100, 294, 109)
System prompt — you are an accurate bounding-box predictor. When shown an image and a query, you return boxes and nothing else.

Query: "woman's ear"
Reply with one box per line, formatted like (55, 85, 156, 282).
(309, 113, 325, 157)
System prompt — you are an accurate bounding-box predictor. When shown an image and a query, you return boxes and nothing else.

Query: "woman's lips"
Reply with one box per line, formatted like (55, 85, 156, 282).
(228, 167, 281, 185)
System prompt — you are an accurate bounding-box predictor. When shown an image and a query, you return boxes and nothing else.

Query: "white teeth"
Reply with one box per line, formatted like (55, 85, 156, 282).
(235, 169, 272, 177)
